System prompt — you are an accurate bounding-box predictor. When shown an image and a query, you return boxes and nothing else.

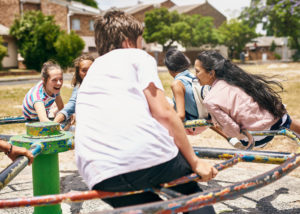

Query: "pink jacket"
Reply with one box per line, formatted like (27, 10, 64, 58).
(203, 79, 278, 139)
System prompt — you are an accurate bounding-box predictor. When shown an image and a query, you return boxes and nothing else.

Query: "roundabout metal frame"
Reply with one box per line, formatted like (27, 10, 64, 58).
(0, 117, 299, 213)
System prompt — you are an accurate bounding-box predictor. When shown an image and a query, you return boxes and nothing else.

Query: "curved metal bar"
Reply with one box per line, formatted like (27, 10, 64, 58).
(0, 143, 43, 191)
(249, 128, 300, 145)
(0, 155, 240, 208)
(184, 120, 255, 150)
(0, 116, 37, 125)
(184, 119, 213, 128)
(0, 153, 299, 210)
(193, 147, 291, 164)
(100, 153, 300, 214)
(161, 154, 241, 188)
(0, 134, 13, 141)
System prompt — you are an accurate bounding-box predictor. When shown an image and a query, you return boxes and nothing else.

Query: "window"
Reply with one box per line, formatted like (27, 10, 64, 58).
(89, 20, 94, 31)
(88, 46, 97, 52)
(72, 18, 80, 30)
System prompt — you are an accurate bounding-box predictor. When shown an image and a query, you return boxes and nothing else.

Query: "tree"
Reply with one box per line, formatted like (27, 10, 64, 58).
(143, 8, 182, 50)
(0, 36, 7, 69)
(54, 31, 85, 69)
(240, 0, 300, 60)
(218, 19, 258, 59)
(10, 11, 85, 71)
(270, 40, 277, 52)
(144, 8, 219, 50)
(73, 0, 98, 8)
(10, 11, 60, 71)
(183, 14, 219, 47)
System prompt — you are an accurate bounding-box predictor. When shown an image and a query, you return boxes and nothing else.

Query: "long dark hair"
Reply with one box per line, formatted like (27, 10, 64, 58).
(196, 50, 286, 118)
(164, 49, 190, 73)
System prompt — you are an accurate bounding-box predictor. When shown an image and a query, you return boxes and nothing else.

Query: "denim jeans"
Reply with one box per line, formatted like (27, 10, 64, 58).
(93, 152, 215, 214)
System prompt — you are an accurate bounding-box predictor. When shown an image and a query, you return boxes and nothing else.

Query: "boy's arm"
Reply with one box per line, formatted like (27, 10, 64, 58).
(171, 80, 186, 121)
(143, 82, 217, 182)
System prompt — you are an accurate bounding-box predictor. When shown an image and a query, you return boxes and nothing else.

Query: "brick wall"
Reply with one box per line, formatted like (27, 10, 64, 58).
(132, 5, 154, 23)
(40, 0, 68, 31)
(148, 50, 215, 66)
(23, 2, 40, 11)
(246, 47, 277, 61)
(185, 3, 226, 28)
(0, 0, 20, 27)
(160, 0, 175, 8)
(70, 14, 95, 36)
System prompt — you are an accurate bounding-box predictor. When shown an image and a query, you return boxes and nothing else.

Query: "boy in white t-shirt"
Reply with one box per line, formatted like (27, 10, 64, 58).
(75, 10, 218, 213)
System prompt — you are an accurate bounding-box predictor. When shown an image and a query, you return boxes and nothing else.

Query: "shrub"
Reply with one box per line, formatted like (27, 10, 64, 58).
(0, 36, 8, 69)
(274, 53, 281, 60)
(10, 11, 60, 71)
(292, 50, 300, 62)
(54, 31, 85, 69)
(10, 11, 85, 71)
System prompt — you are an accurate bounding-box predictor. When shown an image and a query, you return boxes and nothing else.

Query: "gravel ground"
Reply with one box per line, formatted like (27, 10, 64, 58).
(0, 129, 300, 214)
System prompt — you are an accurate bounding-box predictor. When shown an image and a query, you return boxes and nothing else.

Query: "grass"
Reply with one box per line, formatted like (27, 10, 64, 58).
(0, 62, 300, 153)
(0, 63, 300, 134)
(0, 81, 73, 134)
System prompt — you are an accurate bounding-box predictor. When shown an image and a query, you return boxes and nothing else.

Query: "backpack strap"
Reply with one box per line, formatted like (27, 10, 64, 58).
(191, 80, 211, 119)
(176, 75, 193, 84)
(176, 75, 211, 119)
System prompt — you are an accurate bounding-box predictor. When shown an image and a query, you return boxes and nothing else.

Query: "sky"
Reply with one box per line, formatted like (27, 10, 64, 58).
(96, 0, 252, 19)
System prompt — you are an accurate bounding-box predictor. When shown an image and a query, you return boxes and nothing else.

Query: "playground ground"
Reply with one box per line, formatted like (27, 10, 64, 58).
(0, 62, 300, 213)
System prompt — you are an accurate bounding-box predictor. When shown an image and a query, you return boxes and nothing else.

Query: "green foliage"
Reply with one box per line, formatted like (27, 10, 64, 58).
(143, 8, 182, 50)
(10, 11, 60, 71)
(218, 19, 258, 59)
(270, 40, 277, 52)
(143, 8, 219, 50)
(240, 0, 300, 61)
(72, 0, 98, 8)
(292, 50, 300, 62)
(274, 53, 281, 60)
(10, 11, 85, 71)
(0, 36, 8, 69)
(183, 15, 219, 47)
(54, 31, 85, 69)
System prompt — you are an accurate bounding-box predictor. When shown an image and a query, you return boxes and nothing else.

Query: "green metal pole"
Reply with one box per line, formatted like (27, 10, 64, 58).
(32, 153, 61, 214)
(10, 121, 74, 214)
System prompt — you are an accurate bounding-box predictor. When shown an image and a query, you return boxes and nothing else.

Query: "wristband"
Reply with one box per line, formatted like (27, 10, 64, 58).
(5, 144, 13, 155)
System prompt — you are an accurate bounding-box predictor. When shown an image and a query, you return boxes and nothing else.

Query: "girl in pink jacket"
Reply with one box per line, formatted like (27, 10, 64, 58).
(194, 50, 300, 148)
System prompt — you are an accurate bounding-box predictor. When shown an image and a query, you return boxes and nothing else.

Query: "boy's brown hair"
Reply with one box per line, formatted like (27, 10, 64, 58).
(94, 10, 144, 56)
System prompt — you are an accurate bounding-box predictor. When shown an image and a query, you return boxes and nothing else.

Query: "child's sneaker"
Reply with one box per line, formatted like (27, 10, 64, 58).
(228, 137, 245, 150)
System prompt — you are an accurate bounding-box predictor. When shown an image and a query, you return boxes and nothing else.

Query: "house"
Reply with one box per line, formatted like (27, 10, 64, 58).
(118, 0, 175, 23)
(121, 0, 227, 65)
(0, 24, 18, 68)
(245, 36, 294, 61)
(0, 0, 100, 68)
(115, 0, 227, 65)
(169, 1, 226, 28)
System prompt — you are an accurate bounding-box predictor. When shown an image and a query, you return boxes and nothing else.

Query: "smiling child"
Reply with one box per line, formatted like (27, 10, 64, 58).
(22, 61, 64, 122)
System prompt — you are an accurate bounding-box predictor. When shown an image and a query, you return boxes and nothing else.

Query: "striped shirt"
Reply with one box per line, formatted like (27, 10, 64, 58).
(22, 81, 58, 120)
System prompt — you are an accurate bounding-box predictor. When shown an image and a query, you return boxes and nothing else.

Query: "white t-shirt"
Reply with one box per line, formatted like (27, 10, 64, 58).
(75, 48, 179, 189)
